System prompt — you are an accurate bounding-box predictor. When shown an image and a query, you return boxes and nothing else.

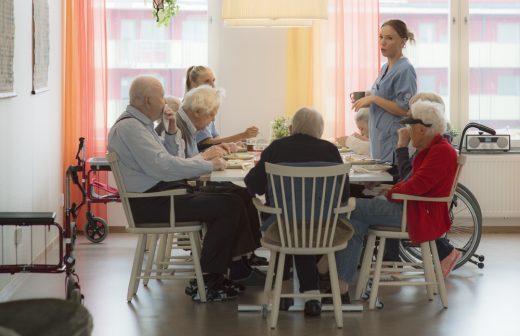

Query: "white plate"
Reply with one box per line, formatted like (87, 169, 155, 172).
(224, 153, 254, 160)
(226, 160, 244, 169)
(351, 164, 392, 173)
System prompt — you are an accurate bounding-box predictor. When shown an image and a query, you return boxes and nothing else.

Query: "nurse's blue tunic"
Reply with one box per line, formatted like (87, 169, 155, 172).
(369, 57, 417, 163)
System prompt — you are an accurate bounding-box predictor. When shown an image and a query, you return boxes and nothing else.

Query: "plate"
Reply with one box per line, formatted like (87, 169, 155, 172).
(224, 153, 254, 160)
(337, 146, 351, 153)
(344, 157, 377, 165)
(351, 164, 392, 173)
(226, 160, 244, 169)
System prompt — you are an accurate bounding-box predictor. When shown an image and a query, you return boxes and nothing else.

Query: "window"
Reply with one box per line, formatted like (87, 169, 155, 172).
(106, 0, 208, 129)
(379, 0, 520, 142)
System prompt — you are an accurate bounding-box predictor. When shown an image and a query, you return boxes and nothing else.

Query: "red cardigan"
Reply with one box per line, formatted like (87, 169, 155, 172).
(386, 135, 458, 244)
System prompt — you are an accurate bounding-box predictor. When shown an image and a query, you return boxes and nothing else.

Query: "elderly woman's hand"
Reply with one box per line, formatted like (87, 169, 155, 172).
(211, 158, 226, 171)
(163, 105, 177, 134)
(242, 126, 259, 139)
(201, 145, 226, 160)
(397, 127, 411, 148)
(219, 142, 238, 153)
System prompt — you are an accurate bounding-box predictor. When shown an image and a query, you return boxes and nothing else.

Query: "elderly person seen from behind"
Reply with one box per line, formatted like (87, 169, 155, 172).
(245, 107, 351, 317)
(328, 99, 458, 302)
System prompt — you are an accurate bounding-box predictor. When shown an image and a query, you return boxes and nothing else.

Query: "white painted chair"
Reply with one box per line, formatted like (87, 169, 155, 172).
(106, 152, 206, 302)
(254, 162, 355, 328)
(354, 155, 466, 309)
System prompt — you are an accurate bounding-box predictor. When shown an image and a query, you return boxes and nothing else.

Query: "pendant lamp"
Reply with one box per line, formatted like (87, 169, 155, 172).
(222, 0, 328, 27)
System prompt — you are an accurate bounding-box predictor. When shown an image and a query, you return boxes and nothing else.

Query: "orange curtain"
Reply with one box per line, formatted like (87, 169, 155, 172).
(312, 0, 380, 139)
(62, 0, 108, 230)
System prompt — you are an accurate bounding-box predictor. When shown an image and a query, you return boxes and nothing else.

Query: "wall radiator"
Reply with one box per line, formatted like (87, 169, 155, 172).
(459, 154, 520, 219)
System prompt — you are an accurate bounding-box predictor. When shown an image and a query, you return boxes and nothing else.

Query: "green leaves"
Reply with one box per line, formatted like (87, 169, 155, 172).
(152, 0, 179, 27)
(271, 116, 290, 140)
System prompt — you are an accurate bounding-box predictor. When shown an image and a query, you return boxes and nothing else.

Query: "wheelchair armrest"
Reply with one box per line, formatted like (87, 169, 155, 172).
(252, 197, 281, 215)
(391, 193, 451, 203)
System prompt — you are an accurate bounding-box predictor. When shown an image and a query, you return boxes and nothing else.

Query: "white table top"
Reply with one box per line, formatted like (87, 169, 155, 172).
(209, 166, 393, 183)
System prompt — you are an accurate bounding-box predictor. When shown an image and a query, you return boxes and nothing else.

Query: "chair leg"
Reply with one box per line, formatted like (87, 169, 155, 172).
(327, 252, 343, 328)
(127, 234, 147, 302)
(155, 234, 168, 276)
(430, 241, 448, 308)
(420, 242, 435, 300)
(263, 251, 277, 307)
(269, 252, 286, 329)
(369, 237, 386, 309)
(143, 234, 158, 286)
(355, 234, 377, 300)
(189, 231, 206, 303)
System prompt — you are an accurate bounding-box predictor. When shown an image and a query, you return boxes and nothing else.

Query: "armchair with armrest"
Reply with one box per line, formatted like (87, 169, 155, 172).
(252, 162, 355, 328)
(106, 152, 207, 302)
(354, 155, 466, 309)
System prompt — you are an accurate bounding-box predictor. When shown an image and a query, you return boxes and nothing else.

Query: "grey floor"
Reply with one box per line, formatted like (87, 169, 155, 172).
(4, 232, 520, 336)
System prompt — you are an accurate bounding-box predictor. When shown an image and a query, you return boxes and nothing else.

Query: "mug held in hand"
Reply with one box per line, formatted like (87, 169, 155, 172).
(350, 91, 366, 102)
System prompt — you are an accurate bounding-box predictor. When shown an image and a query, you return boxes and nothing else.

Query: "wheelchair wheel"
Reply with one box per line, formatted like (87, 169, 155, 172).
(85, 216, 109, 243)
(399, 183, 482, 270)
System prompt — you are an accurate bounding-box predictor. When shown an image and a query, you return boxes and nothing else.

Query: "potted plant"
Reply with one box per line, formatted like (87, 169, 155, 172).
(270, 116, 291, 140)
(152, 0, 179, 27)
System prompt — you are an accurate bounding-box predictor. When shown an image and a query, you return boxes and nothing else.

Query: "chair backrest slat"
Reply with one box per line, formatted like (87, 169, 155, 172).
(266, 162, 351, 249)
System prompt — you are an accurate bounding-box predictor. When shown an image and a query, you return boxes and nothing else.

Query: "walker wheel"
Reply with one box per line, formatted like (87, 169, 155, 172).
(70, 289, 83, 304)
(66, 276, 77, 300)
(85, 216, 109, 243)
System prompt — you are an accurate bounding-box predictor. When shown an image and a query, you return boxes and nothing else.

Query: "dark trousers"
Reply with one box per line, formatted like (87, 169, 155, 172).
(198, 181, 262, 246)
(129, 181, 259, 274)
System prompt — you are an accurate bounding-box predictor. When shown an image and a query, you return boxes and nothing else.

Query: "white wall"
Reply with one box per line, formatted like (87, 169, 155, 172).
(208, 0, 288, 141)
(0, 0, 62, 291)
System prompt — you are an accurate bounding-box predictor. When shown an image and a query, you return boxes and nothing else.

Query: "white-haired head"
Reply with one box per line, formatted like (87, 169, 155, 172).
(402, 100, 447, 135)
(182, 85, 223, 115)
(290, 107, 324, 139)
(355, 107, 369, 123)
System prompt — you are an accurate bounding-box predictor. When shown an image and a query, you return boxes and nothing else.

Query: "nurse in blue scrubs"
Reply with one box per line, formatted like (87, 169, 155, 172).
(352, 19, 417, 165)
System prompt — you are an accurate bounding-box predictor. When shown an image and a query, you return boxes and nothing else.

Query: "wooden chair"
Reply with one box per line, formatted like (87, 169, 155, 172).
(354, 155, 466, 309)
(106, 152, 206, 302)
(253, 162, 355, 328)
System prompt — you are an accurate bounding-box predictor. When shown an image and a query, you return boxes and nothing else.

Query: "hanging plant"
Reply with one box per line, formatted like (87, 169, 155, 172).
(152, 0, 180, 27)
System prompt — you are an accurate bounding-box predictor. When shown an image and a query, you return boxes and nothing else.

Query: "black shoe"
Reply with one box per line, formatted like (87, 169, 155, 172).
(189, 275, 246, 294)
(304, 300, 322, 317)
(232, 269, 267, 286)
(322, 289, 350, 305)
(185, 273, 238, 302)
(249, 253, 269, 266)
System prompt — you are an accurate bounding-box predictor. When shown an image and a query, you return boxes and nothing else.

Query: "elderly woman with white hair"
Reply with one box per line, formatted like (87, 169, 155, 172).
(336, 107, 370, 155)
(331, 99, 459, 303)
(245, 107, 348, 317)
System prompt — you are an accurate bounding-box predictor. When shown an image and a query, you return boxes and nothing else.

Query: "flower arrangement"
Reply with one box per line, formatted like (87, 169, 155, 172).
(270, 116, 291, 140)
(152, 0, 179, 27)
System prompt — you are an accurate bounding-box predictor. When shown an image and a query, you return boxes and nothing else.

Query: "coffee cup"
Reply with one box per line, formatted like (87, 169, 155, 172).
(350, 91, 366, 102)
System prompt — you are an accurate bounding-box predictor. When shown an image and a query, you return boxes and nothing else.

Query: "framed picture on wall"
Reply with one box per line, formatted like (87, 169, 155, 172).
(0, 0, 17, 99)
(32, 0, 49, 94)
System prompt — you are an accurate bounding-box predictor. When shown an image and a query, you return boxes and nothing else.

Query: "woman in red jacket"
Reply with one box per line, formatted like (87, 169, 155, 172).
(333, 99, 458, 302)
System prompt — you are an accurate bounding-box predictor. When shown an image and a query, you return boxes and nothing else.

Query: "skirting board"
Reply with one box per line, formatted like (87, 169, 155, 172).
(80, 226, 520, 235)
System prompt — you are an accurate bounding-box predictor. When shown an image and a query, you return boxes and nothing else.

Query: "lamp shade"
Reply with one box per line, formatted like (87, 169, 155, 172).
(222, 0, 328, 27)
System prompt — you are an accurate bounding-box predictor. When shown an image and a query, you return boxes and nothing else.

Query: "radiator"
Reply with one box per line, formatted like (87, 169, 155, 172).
(459, 154, 520, 218)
